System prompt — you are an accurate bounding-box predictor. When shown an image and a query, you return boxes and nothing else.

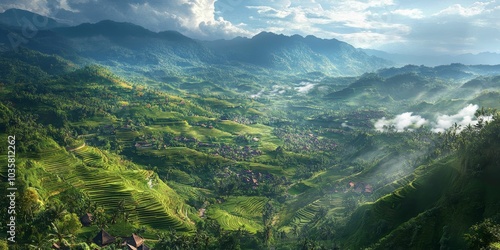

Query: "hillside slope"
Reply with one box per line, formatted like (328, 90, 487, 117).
(340, 115, 500, 249)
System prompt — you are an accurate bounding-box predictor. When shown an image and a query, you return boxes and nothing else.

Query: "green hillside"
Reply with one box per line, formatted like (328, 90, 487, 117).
(1, 38, 500, 250)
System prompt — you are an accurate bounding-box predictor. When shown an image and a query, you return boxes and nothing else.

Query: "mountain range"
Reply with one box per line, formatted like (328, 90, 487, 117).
(363, 48, 500, 67)
(0, 8, 390, 77)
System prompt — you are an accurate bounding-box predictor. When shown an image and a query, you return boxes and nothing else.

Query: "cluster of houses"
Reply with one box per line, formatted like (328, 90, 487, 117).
(194, 122, 214, 129)
(237, 169, 275, 189)
(209, 144, 262, 161)
(76, 213, 150, 249)
(347, 181, 373, 194)
(174, 136, 197, 143)
(274, 129, 338, 153)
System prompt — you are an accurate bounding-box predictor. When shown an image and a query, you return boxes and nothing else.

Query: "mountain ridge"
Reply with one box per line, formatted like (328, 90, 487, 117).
(0, 8, 67, 30)
(0, 8, 392, 77)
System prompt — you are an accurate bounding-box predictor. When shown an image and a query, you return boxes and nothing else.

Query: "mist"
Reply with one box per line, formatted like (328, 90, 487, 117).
(375, 104, 493, 133)
(375, 112, 427, 132)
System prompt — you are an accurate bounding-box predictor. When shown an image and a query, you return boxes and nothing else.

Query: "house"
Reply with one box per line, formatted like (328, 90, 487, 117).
(93, 229, 116, 247)
(122, 234, 150, 250)
(251, 178, 259, 186)
(80, 213, 93, 227)
(135, 141, 153, 149)
(365, 184, 373, 193)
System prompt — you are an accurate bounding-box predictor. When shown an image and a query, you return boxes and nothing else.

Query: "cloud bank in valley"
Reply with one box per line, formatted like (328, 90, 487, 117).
(374, 104, 492, 133)
(431, 104, 493, 133)
(375, 112, 427, 132)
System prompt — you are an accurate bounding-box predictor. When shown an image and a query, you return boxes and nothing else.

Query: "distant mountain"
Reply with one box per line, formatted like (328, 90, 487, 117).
(377, 64, 500, 80)
(363, 48, 500, 67)
(325, 62, 500, 108)
(0, 8, 66, 30)
(205, 32, 391, 76)
(34, 20, 217, 73)
(0, 9, 391, 78)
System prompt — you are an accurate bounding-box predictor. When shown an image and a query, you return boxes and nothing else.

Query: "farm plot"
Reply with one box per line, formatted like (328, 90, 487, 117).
(289, 200, 322, 228)
(206, 207, 263, 233)
(73, 145, 108, 167)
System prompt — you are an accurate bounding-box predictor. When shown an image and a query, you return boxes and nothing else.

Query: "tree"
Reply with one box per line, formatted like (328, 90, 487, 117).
(48, 222, 72, 248)
(464, 218, 500, 250)
(18, 187, 41, 223)
(56, 213, 82, 236)
(0, 240, 8, 250)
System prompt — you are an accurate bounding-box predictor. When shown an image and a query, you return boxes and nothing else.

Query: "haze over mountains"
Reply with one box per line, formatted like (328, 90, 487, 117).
(0, 8, 390, 77)
(1, 8, 499, 75)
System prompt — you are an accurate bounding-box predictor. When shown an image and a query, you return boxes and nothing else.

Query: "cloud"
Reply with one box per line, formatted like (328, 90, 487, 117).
(374, 104, 493, 133)
(0, 0, 51, 16)
(378, 1, 500, 55)
(375, 112, 427, 132)
(391, 9, 424, 19)
(294, 82, 316, 94)
(244, 0, 409, 48)
(434, 2, 490, 17)
(430, 104, 494, 133)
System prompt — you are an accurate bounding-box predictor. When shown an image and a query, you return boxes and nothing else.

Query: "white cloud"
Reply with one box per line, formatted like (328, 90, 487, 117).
(392, 9, 424, 19)
(434, 2, 491, 17)
(431, 104, 490, 133)
(244, 0, 409, 47)
(374, 104, 493, 133)
(294, 82, 316, 94)
(124, 0, 252, 39)
(0, 0, 50, 15)
(375, 112, 427, 132)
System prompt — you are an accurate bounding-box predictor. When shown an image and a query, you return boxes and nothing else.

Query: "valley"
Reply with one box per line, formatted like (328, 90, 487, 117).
(0, 9, 500, 250)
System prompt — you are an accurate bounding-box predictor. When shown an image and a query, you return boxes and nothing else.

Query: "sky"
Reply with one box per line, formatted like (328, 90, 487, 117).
(1, 0, 499, 55)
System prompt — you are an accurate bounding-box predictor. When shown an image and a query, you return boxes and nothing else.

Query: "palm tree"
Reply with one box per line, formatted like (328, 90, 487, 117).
(48, 222, 73, 249)
(28, 231, 50, 249)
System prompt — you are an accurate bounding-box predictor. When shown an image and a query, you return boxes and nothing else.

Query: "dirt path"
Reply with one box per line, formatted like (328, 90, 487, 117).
(68, 143, 86, 152)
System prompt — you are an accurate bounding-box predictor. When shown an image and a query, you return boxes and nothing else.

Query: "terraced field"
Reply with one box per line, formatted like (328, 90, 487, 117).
(116, 130, 140, 143)
(289, 200, 322, 228)
(24, 144, 197, 233)
(134, 192, 191, 231)
(218, 196, 267, 220)
(206, 196, 267, 233)
(73, 145, 108, 167)
(206, 207, 263, 233)
(169, 181, 212, 200)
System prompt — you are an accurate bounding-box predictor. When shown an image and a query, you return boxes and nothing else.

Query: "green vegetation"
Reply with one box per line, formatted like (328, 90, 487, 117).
(0, 36, 500, 250)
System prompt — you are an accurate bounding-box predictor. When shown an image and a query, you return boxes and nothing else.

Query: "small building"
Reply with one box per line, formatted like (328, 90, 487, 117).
(93, 229, 116, 247)
(365, 184, 373, 193)
(80, 213, 93, 227)
(122, 234, 150, 250)
(135, 141, 153, 149)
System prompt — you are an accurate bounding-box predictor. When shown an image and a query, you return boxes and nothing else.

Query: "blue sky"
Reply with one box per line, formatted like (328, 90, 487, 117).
(1, 0, 499, 54)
